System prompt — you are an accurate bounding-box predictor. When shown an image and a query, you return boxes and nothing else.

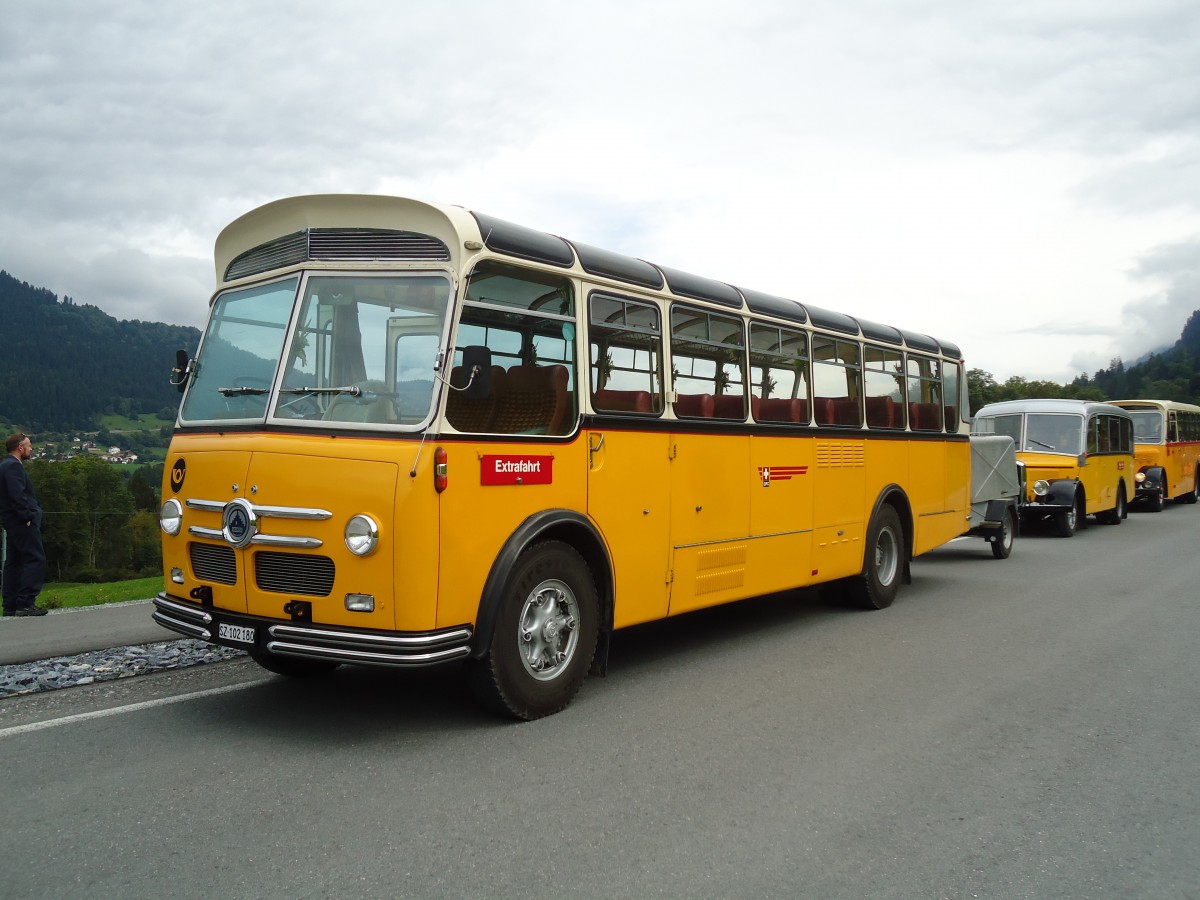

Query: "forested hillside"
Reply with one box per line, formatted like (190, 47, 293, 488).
(0, 270, 201, 432)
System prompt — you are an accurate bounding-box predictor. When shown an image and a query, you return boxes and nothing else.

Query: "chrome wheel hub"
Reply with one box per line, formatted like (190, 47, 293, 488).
(518, 579, 580, 682)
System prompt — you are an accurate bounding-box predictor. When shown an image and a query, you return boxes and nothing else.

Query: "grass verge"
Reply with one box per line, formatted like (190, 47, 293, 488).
(39, 576, 163, 610)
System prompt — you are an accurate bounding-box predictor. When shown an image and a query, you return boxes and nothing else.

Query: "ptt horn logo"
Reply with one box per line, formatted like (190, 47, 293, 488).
(169, 458, 187, 493)
(758, 465, 809, 487)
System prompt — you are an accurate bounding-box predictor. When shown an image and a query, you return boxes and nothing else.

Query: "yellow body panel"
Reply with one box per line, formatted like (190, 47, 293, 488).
(1135, 442, 1200, 498)
(1016, 450, 1134, 515)
(162, 432, 440, 631)
(434, 437, 588, 630)
(586, 429, 672, 630)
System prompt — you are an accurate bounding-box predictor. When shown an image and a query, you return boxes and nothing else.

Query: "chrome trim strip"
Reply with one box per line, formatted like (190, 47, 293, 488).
(250, 534, 324, 549)
(251, 505, 333, 520)
(153, 595, 213, 625)
(184, 497, 331, 520)
(266, 640, 470, 667)
(189, 525, 224, 539)
(152, 612, 212, 641)
(672, 529, 812, 550)
(268, 623, 473, 648)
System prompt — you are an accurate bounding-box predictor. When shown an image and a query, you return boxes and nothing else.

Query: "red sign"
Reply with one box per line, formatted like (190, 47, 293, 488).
(481, 455, 554, 485)
(757, 465, 808, 486)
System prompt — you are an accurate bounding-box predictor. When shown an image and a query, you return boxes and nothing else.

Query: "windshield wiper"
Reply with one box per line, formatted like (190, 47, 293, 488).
(217, 386, 270, 396)
(279, 385, 365, 397)
(1027, 438, 1056, 450)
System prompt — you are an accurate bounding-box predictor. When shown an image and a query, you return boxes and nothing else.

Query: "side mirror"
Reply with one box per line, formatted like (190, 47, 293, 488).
(458, 345, 493, 399)
(171, 349, 192, 393)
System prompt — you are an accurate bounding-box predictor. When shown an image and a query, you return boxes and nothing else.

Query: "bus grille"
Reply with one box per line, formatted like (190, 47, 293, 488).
(254, 551, 336, 597)
(190, 543, 237, 585)
(225, 228, 451, 280)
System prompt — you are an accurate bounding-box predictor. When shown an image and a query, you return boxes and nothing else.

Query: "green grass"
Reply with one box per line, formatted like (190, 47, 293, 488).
(98, 412, 173, 431)
(39, 576, 162, 610)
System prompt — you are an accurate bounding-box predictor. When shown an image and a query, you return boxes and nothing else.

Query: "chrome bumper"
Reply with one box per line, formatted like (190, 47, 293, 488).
(152, 593, 473, 667)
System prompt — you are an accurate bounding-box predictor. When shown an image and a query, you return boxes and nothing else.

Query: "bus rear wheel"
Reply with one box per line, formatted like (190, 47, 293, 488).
(1180, 469, 1200, 504)
(850, 506, 905, 610)
(468, 540, 599, 721)
(1099, 484, 1126, 525)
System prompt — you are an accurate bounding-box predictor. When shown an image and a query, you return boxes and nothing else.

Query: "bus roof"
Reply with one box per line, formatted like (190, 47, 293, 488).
(1111, 399, 1200, 414)
(974, 398, 1134, 419)
(215, 193, 964, 360)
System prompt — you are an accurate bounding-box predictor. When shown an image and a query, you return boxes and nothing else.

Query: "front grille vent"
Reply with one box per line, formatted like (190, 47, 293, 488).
(190, 543, 237, 585)
(254, 551, 336, 597)
(225, 228, 451, 281)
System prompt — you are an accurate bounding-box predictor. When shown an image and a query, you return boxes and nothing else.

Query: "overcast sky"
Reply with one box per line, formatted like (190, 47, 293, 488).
(2, 0, 1198, 382)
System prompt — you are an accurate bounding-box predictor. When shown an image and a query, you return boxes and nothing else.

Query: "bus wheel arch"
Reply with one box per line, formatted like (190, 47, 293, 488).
(467, 511, 612, 719)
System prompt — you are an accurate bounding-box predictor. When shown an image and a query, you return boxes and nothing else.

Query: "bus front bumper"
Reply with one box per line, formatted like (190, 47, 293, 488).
(152, 593, 473, 668)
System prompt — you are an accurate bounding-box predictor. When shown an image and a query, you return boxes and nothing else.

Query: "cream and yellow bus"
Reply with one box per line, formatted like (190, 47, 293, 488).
(154, 194, 973, 719)
(1111, 399, 1200, 510)
(972, 399, 1134, 537)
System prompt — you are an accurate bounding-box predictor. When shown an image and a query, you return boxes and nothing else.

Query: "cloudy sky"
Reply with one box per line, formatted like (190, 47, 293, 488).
(3, 0, 1198, 382)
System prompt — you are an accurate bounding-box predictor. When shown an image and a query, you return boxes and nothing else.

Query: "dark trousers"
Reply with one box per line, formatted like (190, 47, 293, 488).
(2, 514, 46, 611)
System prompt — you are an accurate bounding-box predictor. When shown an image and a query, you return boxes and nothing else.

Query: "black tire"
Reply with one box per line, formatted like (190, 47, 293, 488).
(1100, 484, 1126, 525)
(991, 507, 1016, 559)
(249, 649, 341, 678)
(1147, 485, 1164, 513)
(849, 505, 905, 610)
(1055, 500, 1078, 538)
(468, 541, 599, 721)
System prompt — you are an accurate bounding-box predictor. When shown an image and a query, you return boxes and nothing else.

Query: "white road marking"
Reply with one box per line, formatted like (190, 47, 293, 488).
(0, 678, 273, 738)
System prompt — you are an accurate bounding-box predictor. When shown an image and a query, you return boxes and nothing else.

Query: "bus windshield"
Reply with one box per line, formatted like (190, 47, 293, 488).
(180, 273, 453, 427)
(1025, 413, 1082, 454)
(1127, 410, 1164, 443)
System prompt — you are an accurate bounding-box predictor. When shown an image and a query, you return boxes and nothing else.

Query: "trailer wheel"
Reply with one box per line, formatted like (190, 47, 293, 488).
(991, 507, 1016, 559)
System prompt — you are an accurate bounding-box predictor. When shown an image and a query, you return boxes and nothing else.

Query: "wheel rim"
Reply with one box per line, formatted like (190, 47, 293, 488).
(874, 525, 899, 586)
(1001, 517, 1014, 550)
(1064, 507, 1076, 530)
(517, 578, 580, 682)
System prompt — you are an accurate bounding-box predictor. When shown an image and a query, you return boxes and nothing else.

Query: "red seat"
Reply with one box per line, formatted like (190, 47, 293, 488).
(493, 365, 573, 434)
(674, 393, 715, 418)
(593, 388, 653, 414)
(751, 397, 807, 424)
(713, 394, 746, 420)
(445, 366, 506, 432)
(865, 396, 898, 429)
(909, 402, 943, 432)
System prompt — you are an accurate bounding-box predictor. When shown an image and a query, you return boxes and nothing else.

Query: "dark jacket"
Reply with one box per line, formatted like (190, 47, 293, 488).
(0, 455, 41, 527)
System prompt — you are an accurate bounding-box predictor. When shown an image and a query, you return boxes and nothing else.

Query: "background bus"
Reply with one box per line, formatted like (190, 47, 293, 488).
(156, 194, 975, 719)
(972, 399, 1134, 536)
(1111, 399, 1200, 510)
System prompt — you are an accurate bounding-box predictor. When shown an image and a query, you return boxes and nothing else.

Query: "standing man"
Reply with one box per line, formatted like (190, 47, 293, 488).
(1, 433, 48, 616)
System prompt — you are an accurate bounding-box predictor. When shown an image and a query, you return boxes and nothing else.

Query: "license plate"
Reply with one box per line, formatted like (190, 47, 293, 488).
(218, 623, 255, 645)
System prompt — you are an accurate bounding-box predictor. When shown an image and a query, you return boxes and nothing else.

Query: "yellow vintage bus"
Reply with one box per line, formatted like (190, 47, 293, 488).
(155, 194, 973, 719)
(972, 399, 1134, 536)
(1111, 399, 1200, 510)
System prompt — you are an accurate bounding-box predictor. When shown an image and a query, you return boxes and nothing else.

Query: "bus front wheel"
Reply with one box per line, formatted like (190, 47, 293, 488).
(850, 506, 905, 610)
(1099, 484, 1126, 525)
(468, 540, 599, 721)
(1055, 500, 1078, 538)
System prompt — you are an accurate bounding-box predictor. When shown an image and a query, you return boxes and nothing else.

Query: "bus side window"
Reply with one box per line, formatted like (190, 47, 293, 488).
(589, 292, 663, 415)
(455, 260, 578, 435)
(1168, 413, 1179, 443)
(670, 305, 747, 420)
(750, 321, 810, 424)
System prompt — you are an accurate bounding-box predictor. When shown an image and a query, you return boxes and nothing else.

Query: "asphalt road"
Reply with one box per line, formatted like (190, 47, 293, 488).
(1, 506, 1197, 899)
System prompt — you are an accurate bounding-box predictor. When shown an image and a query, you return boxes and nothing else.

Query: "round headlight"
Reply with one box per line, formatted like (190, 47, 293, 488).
(1033, 480, 1050, 497)
(1135, 471, 1146, 483)
(345, 514, 380, 556)
(159, 498, 183, 536)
